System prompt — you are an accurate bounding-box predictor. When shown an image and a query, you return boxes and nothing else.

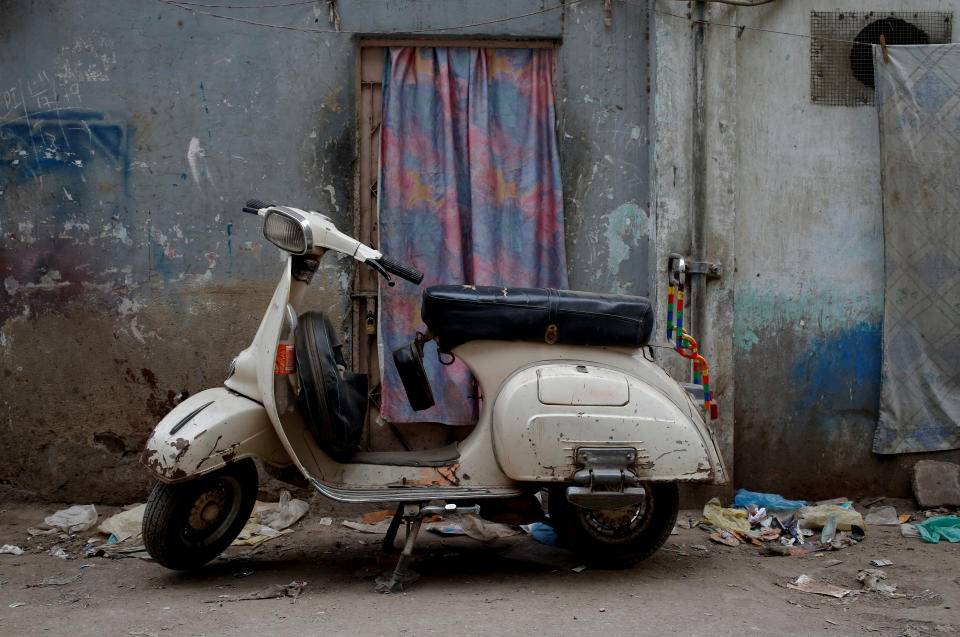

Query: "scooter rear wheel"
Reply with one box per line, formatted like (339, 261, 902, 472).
(548, 482, 679, 567)
(142, 459, 258, 570)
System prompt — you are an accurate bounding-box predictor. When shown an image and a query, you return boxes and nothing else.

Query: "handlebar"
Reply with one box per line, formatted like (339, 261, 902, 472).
(243, 198, 273, 215)
(378, 255, 424, 285)
(243, 197, 423, 286)
(364, 257, 424, 287)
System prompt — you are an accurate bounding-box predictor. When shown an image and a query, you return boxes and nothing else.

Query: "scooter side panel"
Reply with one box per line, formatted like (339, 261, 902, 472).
(491, 362, 725, 483)
(141, 387, 291, 483)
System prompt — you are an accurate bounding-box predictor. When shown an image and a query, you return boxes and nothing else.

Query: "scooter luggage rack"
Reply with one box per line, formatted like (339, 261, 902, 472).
(666, 254, 718, 420)
(375, 502, 480, 593)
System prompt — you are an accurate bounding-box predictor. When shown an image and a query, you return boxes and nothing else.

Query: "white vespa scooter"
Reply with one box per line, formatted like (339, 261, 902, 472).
(141, 200, 726, 590)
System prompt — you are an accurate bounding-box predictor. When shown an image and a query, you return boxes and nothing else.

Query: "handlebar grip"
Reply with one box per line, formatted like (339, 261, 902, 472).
(378, 256, 424, 285)
(242, 198, 273, 215)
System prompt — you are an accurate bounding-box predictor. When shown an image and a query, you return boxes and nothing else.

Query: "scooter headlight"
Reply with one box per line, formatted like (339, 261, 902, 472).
(263, 208, 312, 255)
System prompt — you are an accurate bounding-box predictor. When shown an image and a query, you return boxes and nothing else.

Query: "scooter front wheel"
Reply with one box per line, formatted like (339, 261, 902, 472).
(142, 459, 258, 570)
(548, 482, 679, 567)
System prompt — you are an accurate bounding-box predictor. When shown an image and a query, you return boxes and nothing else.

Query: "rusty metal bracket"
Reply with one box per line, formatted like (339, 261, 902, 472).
(684, 259, 723, 279)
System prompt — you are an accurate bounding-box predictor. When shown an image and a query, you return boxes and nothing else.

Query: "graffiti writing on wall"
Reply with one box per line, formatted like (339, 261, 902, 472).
(0, 110, 129, 182)
(1, 70, 83, 121)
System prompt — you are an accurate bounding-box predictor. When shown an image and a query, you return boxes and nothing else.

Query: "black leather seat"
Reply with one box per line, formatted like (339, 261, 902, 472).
(421, 285, 654, 351)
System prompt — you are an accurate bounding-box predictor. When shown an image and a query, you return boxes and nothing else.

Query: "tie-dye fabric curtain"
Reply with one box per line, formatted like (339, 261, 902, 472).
(377, 47, 567, 425)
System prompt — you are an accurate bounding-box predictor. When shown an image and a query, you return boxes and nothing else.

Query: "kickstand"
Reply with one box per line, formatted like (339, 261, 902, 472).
(375, 511, 423, 593)
(382, 506, 404, 554)
(373, 502, 480, 593)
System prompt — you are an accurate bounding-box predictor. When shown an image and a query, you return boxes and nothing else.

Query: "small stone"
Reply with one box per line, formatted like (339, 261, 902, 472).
(912, 460, 960, 508)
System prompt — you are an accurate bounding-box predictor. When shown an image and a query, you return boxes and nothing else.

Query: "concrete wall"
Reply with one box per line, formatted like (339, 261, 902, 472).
(0, 1, 652, 502)
(654, 0, 960, 500)
(559, 2, 653, 297)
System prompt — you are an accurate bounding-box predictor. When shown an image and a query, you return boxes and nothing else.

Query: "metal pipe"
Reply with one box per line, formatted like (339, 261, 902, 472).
(690, 1, 707, 341)
(672, 0, 777, 6)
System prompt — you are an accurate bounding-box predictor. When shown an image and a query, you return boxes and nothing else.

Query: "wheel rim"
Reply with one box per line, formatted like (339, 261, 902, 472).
(180, 475, 243, 548)
(577, 488, 655, 545)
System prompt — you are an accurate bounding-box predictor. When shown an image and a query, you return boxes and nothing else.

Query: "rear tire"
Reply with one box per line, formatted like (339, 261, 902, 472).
(142, 459, 258, 570)
(548, 482, 679, 567)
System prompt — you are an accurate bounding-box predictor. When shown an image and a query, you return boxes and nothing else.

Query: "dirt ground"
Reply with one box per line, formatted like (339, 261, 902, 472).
(0, 498, 958, 637)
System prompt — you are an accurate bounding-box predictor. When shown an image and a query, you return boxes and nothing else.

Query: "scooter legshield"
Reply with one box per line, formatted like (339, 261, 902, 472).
(141, 387, 292, 483)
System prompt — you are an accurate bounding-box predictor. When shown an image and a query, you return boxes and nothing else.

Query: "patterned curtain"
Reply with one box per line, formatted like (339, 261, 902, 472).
(873, 44, 960, 453)
(377, 47, 567, 425)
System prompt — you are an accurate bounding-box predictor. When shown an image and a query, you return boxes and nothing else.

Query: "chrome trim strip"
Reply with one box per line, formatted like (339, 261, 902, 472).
(169, 400, 214, 436)
(308, 479, 523, 503)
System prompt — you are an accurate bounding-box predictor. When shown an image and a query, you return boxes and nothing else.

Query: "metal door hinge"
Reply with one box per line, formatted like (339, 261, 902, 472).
(685, 260, 723, 278)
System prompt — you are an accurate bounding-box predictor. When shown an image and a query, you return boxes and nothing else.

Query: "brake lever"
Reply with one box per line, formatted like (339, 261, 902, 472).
(365, 258, 395, 287)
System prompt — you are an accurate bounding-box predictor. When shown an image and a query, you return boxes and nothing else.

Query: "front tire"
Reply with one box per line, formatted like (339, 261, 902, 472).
(548, 482, 679, 567)
(142, 459, 258, 570)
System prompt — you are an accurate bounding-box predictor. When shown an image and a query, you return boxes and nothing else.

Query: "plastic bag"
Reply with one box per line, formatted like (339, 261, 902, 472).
(255, 491, 309, 531)
(702, 498, 751, 533)
(863, 506, 900, 526)
(799, 504, 865, 531)
(44, 505, 98, 533)
(457, 514, 522, 542)
(915, 516, 960, 543)
(733, 489, 807, 510)
(98, 504, 146, 542)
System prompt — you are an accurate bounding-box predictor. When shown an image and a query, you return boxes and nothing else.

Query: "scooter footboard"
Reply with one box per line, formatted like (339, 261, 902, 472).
(142, 387, 292, 483)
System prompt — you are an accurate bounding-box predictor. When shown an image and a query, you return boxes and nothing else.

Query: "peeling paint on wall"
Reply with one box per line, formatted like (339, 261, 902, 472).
(734, 287, 883, 354)
(604, 202, 649, 295)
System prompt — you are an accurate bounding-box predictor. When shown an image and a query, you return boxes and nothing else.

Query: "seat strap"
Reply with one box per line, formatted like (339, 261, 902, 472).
(545, 288, 560, 344)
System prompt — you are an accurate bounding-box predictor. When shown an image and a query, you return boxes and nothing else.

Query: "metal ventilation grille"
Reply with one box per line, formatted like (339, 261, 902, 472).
(811, 11, 953, 106)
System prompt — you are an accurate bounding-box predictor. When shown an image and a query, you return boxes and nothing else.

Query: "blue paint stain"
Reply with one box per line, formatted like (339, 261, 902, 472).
(181, 173, 187, 180)
(791, 322, 882, 416)
(150, 238, 173, 279)
(0, 111, 129, 180)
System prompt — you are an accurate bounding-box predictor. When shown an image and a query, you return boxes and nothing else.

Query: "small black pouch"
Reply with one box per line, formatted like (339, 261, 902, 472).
(392, 333, 436, 411)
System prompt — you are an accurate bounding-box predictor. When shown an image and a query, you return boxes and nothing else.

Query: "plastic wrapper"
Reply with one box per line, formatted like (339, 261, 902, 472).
(456, 514, 521, 542)
(733, 489, 806, 510)
(702, 498, 751, 534)
(799, 504, 865, 531)
(915, 515, 960, 543)
(864, 506, 900, 526)
(254, 490, 309, 531)
(43, 504, 98, 533)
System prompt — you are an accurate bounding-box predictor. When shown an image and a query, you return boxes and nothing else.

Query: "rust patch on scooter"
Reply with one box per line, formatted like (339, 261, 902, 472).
(406, 463, 460, 487)
(171, 438, 190, 463)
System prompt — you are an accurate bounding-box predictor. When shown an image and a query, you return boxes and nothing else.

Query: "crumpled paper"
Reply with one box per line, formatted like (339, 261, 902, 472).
(98, 504, 146, 542)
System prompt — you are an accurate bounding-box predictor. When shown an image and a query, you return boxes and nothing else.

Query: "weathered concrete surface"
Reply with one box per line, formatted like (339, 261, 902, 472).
(913, 460, 960, 508)
(652, 0, 960, 499)
(559, 1, 653, 297)
(1, 1, 656, 502)
(1, 501, 959, 636)
(652, 1, 737, 502)
(726, 0, 960, 497)
(0, 1, 355, 502)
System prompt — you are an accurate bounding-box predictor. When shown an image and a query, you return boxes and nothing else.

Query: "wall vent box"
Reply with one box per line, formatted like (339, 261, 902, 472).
(810, 11, 953, 106)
